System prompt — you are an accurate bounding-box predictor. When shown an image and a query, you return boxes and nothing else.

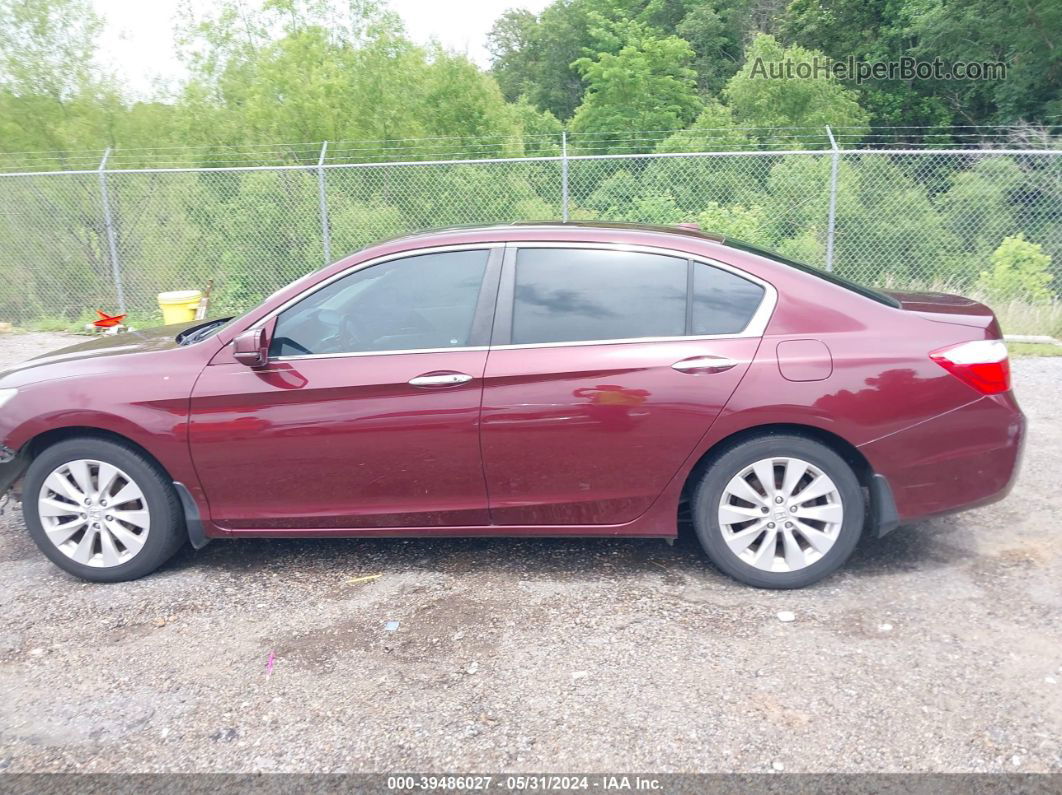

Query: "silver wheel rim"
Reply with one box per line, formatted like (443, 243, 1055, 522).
(717, 456, 843, 573)
(37, 459, 150, 568)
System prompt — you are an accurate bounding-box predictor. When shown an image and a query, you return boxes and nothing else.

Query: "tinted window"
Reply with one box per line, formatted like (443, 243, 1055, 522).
(512, 249, 687, 344)
(270, 250, 488, 356)
(692, 263, 765, 335)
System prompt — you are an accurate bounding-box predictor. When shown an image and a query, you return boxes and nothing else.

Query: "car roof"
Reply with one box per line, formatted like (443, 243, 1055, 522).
(392, 221, 729, 246)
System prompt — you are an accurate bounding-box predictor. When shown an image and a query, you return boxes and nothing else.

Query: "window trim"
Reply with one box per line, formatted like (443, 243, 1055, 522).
(256, 244, 503, 361)
(491, 242, 777, 350)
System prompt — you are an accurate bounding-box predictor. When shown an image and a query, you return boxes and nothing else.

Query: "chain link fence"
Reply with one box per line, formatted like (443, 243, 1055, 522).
(0, 141, 1059, 334)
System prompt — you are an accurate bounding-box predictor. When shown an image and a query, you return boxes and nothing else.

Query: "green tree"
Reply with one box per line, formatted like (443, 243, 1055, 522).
(697, 200, 771, 241)
(673, 0, 748, 94)
(486, 9, 540, 104)
(780, 0, 1061, 128)
(0, 0, 126, 155)
(510, 97, 564, 155)
(912, 0, 1062, 124)
(937, 158, 1023, 263)
(487, 0, 600, 121)
(416, 48, 524, 155)
(834, 156, 957, 285)
(723, 34, 870, 141)
(173, 1, 524, 159)
(778, 0, 953, 131)
(569, 20, 702, 153)
(645, 100, 760, 214)
(655, 99, 751, 152)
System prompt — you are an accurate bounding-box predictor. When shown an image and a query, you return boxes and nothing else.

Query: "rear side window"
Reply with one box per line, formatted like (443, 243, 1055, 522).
(270, 249, 488, 356)
(692, 263, 765, 335)
(512, 248, 687, 344)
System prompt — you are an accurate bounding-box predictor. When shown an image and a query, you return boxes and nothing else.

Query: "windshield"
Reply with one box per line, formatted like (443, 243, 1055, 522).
(722, 238, 901, 308)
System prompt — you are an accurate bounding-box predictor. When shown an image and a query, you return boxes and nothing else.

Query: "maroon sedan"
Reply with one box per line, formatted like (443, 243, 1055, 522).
(0, 223, 1024, 588)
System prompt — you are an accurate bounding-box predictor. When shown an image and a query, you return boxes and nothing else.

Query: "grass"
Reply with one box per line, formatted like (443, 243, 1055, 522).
(22, 316, 82, 333)
(1008, 342, 1062, 357)
(20, 311, 167, 335)
(988, 298, 1062, 339)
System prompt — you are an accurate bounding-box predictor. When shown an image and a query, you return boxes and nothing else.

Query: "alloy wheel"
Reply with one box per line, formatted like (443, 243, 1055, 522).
(717, 456, 843, 573)
(37, 459, 151, 568)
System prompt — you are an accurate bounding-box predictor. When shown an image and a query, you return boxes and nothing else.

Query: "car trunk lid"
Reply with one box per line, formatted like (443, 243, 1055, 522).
(882, 290, 1002, 336)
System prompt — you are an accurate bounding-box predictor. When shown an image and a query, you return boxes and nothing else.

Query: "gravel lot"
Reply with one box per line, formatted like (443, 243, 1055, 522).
(0, 331, 1058, 775)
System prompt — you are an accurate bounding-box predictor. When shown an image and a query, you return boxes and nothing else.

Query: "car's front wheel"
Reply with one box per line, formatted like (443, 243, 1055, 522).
(691, 434, 865, 589)
(22, 437, 185, 582)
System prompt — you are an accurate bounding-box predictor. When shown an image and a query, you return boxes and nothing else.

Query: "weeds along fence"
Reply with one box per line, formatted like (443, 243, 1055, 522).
(0, 135, 1059, 334)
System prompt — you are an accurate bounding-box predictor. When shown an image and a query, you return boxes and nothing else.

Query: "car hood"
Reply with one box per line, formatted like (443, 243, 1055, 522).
(0, 322, 200, 385)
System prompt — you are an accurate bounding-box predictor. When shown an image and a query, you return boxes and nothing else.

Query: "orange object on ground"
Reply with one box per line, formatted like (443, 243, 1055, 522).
(93, 310, 126, 328)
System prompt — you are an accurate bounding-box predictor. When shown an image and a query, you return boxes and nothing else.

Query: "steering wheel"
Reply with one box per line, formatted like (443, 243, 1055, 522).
(346, 312, 380, 349)
(311, 308, 353, 353)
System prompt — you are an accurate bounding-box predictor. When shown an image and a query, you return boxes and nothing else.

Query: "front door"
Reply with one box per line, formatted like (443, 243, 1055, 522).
(189, 247, 500, 530)
(480, 245, 771, 526)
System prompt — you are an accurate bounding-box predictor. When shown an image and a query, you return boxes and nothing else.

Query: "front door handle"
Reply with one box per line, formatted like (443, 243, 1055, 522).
(672, 356, 739, 374)
(408, 371, 474, 387)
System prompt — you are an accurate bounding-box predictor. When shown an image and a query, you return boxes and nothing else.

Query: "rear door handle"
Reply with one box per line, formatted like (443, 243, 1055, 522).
(408, 371, 474, 387)
(672, 356, 739, 374)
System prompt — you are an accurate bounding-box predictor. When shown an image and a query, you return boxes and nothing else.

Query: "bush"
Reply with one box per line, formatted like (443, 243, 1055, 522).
(976, 235, 1053, 303)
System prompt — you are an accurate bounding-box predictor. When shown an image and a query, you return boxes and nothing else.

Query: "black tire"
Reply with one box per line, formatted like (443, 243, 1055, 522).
(22, 437, 186, 582)
(691, 434, 864, 589)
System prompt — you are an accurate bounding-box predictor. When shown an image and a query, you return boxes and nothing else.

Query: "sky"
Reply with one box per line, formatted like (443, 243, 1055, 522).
(92, 0, 551, 98)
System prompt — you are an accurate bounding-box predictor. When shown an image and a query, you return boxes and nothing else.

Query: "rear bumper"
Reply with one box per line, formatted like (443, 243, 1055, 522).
(858, 393, 1025, 524)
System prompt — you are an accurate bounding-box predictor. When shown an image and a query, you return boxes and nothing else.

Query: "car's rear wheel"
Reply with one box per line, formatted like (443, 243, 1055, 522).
(23, 438, 185, 582)
(691, 434, 864, 589)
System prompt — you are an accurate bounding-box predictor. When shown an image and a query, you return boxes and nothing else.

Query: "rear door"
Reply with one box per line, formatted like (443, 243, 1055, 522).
(480, 244, 773, 526)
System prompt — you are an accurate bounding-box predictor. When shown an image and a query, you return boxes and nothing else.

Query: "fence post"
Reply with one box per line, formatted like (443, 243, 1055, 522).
(561, 130, 570, 222)
(317, 141, 332, 265)
(825, 125, 840, 273)
(97, 148, 126, 314)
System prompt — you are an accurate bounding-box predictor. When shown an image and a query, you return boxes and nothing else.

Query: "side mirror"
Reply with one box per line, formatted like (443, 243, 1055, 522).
(232, 327, 270, 368)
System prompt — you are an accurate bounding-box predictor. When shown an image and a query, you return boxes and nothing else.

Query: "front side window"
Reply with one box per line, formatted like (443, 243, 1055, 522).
(270, 249, 489, 357)
(512, 248, 688, 345)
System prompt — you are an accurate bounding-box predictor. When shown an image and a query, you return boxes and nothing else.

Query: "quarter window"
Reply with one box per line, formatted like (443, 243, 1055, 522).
(512, 248, 688, 344)
(270, 249, 489, 356)
(691, 262, 765, 335)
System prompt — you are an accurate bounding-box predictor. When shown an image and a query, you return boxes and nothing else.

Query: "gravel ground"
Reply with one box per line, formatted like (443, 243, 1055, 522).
(0, 331, 1058, 774)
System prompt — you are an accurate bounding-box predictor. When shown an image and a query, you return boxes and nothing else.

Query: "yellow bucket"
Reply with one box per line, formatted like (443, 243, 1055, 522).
(158, 290, 202, 324)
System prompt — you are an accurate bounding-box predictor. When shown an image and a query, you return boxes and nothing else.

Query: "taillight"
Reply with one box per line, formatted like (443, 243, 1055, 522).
(930, 339, 1011, 395)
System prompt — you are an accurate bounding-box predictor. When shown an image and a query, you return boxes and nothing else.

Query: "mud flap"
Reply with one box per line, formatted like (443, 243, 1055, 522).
(173, 481, 211, 549)
(869, 473, 901, 537)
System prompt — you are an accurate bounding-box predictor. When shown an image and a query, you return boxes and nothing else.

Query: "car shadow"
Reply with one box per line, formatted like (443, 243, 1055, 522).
(846, 518, 977, 577)
(167, 531, 705, 583)
(160, 514, 975, 586)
